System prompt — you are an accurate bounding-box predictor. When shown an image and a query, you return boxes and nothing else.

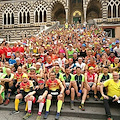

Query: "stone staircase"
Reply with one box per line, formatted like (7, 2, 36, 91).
(0, 95, 120, 120)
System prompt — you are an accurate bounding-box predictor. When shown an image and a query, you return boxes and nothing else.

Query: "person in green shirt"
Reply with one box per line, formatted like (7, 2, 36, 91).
(0, 85, 4, 104)
(63, 66, 79, 110)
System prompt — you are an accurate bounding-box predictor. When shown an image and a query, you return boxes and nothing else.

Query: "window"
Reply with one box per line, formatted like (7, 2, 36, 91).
(34, 1, 47, 23)
(104, 28, 115, 38)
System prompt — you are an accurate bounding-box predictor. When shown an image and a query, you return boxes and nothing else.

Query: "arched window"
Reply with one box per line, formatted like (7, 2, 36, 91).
(4, 14, 6, 24)
(33, 1, 47, 23)
(2, 4, 15, 25)
(44, 11, 46, 22)
(17, 2, 31, 24)
(113, 5, 116, 17)
(12, 13, 14, 24)
(27, 12, 30, 23)
(108, 5, 111, 18)
(119, 4, 120, 17)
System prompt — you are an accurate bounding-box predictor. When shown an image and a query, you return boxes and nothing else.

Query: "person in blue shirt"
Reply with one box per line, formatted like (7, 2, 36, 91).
(9, 54, 16, 65)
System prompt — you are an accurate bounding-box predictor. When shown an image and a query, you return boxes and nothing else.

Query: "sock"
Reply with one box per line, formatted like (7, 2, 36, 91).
(71, 100, 74, 104)
(15, 99, 19, 111)
(46, 99, 51, 112)
(25, 102, 28, 111)
(57, 100, 62, 113)
(28, 101, 32, 113)
(7, 91, 11, 100)
(38, 102, 44, 115)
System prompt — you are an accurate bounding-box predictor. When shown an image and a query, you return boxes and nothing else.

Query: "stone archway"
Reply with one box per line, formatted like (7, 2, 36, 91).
(51, 2, 66, 24)
(86, 0, 102, 23)
(73, 10, 82, 23)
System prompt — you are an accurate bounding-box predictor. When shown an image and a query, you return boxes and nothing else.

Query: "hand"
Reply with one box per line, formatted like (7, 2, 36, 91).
(113, 96, 119, 102)
(102, 94, 109, 99)
(34, 85, 39, 90)
(66, 89, 70, 95)
(37, 98, 43, 103)
(77, 92, 81, 97)
(15, 83, 18, 88)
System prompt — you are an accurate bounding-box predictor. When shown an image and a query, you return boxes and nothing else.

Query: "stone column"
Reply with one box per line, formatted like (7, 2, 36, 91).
(47, 7, 52, 26)
(102, 1, 108, 22)
(65, 8, 68, 22)
(84, 7, 87, 23)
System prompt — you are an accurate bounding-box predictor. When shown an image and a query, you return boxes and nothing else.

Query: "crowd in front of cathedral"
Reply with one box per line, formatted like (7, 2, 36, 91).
(0, 23, 120, 120)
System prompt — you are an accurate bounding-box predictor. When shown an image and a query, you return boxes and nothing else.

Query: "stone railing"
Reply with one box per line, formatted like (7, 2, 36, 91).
(107, 18, 120, 22)
(93, 18, 103, 24)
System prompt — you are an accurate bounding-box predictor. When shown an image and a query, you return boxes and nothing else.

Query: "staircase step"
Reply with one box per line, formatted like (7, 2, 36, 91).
(0, 101, 120, 120)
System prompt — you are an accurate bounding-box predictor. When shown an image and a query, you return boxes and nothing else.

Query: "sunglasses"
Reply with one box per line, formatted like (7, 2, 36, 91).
(38, 83, 44, 85)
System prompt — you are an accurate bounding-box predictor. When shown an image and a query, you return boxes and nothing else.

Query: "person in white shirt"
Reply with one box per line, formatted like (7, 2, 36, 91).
(113, 40, 120, 58)
(75, 57, 86, 72)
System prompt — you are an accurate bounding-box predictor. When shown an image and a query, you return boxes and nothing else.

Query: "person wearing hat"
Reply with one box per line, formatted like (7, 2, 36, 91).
(44, 72, 64, 120)
(10, 73, 34, 115)
(85, 66, 98, 101)
(66, 44, 75, 59)
(23, 80, 48, 120)
(36, 62, 43, 76)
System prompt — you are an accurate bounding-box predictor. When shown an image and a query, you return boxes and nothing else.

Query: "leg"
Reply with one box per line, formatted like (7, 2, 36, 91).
(71, 88, 75, 110)
(0, 95, 3, 104)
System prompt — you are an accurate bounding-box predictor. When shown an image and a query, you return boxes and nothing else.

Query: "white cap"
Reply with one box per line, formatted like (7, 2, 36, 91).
(69, 44, 73, 47)
(16, 57, 20, 61)
(36, 62, 41, 65)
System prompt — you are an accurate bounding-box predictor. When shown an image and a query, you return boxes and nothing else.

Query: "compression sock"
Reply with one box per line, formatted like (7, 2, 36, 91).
(57, 100, 63, 113)
(28, 101, 32, 113)
(46, 99, 51, 112)
(25, 102, 28, 111)
(38, 102, 44, 116)
(15, 99, 19, 111)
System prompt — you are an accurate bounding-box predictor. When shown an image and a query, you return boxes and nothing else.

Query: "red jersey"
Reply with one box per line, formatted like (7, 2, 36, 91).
(87, 72, 95, 83)
(12, 46, 18, 52)
(40, 55, 46, 63)
(0, 49, 4, 58)
(17, 47, 24, 53)
(3, 47, 12, 58)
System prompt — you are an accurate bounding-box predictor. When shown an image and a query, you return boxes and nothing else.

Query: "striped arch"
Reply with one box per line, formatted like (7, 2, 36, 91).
(86, 0, 103, 7)
(50, 0, 67, 10)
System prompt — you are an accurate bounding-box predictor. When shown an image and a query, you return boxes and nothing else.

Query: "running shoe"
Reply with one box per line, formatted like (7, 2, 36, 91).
(55, 113, 60, 120)
(10, 110, 19, 115)
(100, 96, 104, 101)
(4, 99, 10, 106)
(79, 104, 85, 111)
(36, 115, 41, 120)
(94, 95, 99, 101)
(107, 117, 113, 120)
(44, 111, 49, 119)
(23, 112, 32, 120)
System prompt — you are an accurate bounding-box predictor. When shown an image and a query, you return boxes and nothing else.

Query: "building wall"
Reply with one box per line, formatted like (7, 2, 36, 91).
(0, 0, 120, 41)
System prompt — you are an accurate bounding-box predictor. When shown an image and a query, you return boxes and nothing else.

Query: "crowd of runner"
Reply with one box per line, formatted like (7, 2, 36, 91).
(0, 23, 120, 120)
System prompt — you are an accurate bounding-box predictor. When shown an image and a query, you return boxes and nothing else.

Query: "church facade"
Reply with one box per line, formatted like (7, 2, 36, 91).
(0, 0, 120, 41)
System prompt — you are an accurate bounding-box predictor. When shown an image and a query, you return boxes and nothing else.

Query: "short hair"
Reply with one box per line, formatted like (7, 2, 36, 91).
(50, 71, 56, 75)
(76, 67, 81, 70)
(103, 66, 109, 69)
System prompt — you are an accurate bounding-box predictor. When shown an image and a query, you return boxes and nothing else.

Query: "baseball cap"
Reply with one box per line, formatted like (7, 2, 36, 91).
(16, 57, 20, 61)
(22, 73, 28, 78)
(82, 43, 86, 47)
(116, 40, 119, 44)
(69, 44, 73, 47)
(38, 80, 44, 85)
(112, 42, 115, 45)
(30, 66, 36, 70)
(89, 67, 94, 70)
(36, 62, 41, 65)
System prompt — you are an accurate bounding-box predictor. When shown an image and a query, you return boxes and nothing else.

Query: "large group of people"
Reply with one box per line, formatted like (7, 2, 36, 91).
(0, 23, 120, 120)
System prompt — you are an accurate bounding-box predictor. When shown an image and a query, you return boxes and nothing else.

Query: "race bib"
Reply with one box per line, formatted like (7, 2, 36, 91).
(66, 82, 70, 87)
(51, 92, 58, 95)
(7, 52, 11, 56)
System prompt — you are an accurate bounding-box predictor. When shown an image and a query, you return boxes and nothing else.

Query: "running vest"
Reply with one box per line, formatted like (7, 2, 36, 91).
(112, 63, 120, 72)
(75, 74, 82, 86)
(101, 74, 110, 82)
(68, 50, 74, 58)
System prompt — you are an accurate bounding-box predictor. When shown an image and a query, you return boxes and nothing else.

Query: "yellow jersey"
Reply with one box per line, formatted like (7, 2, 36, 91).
(104, 79, 120, 97)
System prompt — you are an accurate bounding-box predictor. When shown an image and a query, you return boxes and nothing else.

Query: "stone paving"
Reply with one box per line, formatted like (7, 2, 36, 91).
(0, 110, 102, 120)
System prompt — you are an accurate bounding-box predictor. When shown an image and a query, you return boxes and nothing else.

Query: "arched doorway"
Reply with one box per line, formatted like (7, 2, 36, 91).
(51, 2, 65, 24)
(86, 0, 102, 23)
(73, 11, 81, 23)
